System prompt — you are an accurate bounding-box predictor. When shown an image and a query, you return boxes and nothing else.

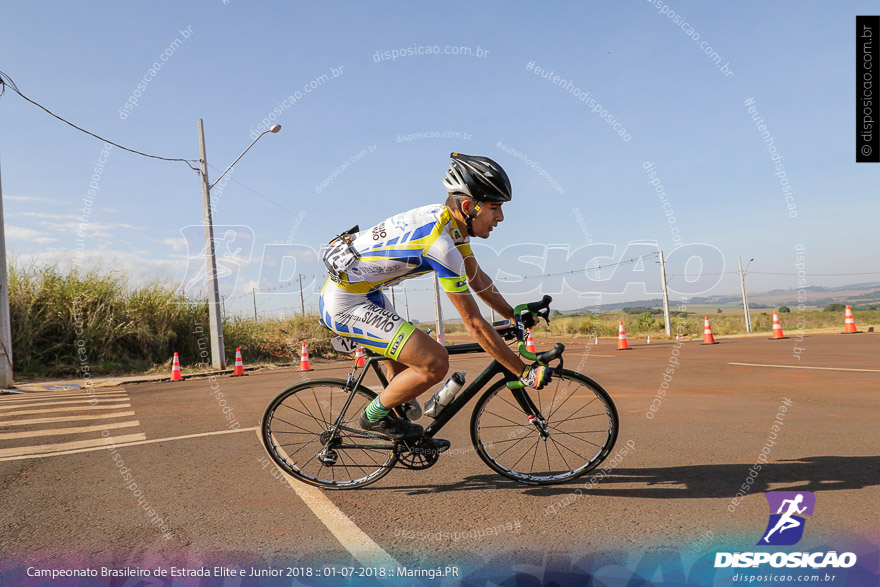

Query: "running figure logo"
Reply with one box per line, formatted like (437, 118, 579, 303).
(758, 491, 816, 546)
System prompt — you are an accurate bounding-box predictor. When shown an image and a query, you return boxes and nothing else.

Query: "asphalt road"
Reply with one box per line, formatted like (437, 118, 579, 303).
(1, 332, 878, 578)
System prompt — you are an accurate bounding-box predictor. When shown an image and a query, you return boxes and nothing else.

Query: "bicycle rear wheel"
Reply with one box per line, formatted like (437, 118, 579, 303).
(261, 378, 398, 489)
(470, 369, 618, 485)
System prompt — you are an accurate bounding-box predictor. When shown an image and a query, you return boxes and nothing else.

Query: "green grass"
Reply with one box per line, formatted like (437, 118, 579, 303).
(7, 263, 336, 378)
(7, 262, 877, 377)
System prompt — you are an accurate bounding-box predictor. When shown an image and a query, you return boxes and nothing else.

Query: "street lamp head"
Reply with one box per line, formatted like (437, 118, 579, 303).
(269, 124, 282, 133)
(749, 258, 754, 262)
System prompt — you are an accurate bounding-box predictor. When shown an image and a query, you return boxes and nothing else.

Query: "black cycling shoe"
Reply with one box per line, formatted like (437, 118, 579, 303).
(359, 410, 424, 440)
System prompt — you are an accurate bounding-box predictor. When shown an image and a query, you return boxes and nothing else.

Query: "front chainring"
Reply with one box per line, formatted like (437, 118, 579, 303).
(395, 437, 442, 470)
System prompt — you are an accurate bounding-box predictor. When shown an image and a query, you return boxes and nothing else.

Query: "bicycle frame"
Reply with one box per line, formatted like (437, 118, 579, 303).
(328, 342, 537, 440)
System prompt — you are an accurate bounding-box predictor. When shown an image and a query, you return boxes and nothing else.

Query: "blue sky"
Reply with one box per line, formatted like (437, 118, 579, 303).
(1, 1, 877, 320)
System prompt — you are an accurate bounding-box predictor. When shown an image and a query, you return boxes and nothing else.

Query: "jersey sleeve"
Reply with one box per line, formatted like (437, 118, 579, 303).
(423, 232, 470, 293)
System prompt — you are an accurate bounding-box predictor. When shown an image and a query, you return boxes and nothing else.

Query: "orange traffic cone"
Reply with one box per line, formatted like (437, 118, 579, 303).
(702, 316, 718, 345)
(769, 310, 788, 340)
(647, 336, 651, 344)
(617, 321, 631, 351)
(354, 347, 366, 367)
(300, 342, 314, 371)
(170, 352, 183, 382)
(843, 305, 862, 333)
(231, 347, 247, 376)
(437, 333, 442, 344)
(526, 329, 537, 353)
(594, 336, 598, 345)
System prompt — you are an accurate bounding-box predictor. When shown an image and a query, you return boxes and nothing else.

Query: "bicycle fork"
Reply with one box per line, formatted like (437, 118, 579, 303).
(509, 385, 550, 439)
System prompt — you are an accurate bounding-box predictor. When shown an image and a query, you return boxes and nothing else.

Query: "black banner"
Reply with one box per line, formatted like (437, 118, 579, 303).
(857, 15, 880, 162)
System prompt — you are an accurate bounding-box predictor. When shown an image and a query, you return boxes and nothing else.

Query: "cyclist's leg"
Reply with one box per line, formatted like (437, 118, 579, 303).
(320, 282, 448, 409)
(378, 329, 448, 407)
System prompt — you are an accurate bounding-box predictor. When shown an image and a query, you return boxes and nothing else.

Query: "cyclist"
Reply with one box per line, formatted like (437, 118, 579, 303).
(318, 152, 552, 443)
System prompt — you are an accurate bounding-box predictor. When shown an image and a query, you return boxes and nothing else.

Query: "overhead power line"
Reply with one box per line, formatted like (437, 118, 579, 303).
(0, 70, 200, 172)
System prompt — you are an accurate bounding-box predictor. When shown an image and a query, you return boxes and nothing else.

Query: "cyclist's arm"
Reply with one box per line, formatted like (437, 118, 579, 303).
(445, 289, 526, 376)
(463, 255, 514, 321)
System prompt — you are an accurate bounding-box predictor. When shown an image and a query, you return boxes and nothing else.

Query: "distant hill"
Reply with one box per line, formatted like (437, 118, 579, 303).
(565, 282, 880, 313)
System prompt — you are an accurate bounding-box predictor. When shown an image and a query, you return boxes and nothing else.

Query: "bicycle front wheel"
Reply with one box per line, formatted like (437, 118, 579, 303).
(470, 369, 618, 485)
(261, 378, 398, 489)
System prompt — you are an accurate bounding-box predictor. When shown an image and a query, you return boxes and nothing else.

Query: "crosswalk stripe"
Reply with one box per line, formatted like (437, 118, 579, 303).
(0, 404, 131, 417)
(0, 420, 141, 440)
(0, 398, 130, 411)
(0, 391, 128, 402)
(0, 411, 136, 427)
(0, 427, 257, 462)
(0, 433, 147, 459)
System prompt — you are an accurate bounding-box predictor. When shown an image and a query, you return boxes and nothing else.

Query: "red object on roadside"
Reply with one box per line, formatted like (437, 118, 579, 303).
(617, 321, 631, 351)
(300, 343, 314, 372)
(702, 316, 718, 345)
(170, 352, 183, 382)
(231, 347, 247, 376)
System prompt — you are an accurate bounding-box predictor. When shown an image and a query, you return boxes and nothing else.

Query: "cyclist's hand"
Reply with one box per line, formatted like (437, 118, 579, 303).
(520, 363, 553, 390)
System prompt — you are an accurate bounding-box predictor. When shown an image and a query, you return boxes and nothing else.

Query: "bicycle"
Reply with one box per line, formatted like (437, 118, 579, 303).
(260, 296, 619, 489)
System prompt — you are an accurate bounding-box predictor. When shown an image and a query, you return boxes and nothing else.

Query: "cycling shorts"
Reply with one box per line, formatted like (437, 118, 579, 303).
(318, 279, 416, 360)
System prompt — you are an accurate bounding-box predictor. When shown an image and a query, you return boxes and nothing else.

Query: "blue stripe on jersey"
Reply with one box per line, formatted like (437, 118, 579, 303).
(353, 326, 364, 336)
(407, 221, 436, 242)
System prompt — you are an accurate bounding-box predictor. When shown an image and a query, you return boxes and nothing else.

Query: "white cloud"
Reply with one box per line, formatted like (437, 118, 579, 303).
(4, 225, 58, 245)
(3, 195, 62, 203)
(162, 237, 187, 252)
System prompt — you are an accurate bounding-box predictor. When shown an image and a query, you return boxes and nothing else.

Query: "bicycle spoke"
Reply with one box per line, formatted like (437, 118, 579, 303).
(559, 432, 602, 458)
(550, 395, 597, 422)
(548, 424, 606, 449)
(551, 437, 572, 471)
(310, 387, 329, 429)
(549, 434, 602, 461)
(272, 415, 319, 435)
(509, 436, 541, 471)
(484, 408, 527, 428)
(544, 439, 552, 476)
(296, 392, 325, 429)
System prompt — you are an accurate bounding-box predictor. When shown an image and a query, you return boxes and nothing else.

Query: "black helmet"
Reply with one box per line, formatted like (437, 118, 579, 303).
(443, 152, 512, 202)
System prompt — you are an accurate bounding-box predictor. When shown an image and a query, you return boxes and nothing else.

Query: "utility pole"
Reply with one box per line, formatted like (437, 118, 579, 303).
(739, 256, 753, 333)
(432, 273, 445, 345)
(658, 249, 672, 337)
(298, 274, 305, 316)
(0, 162, 13, 388)
(403, 285, 411, 322)
(198, 119, 226, 369)
(390, 286, 396, 309)
(252, 288, 257, 321)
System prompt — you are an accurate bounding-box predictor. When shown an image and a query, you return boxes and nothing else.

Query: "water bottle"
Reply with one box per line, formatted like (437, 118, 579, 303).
(424, 371, 466, 418)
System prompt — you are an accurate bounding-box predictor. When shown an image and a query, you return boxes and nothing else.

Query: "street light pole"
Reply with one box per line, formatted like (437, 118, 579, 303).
(197, 120, 281, 370)
(198, 119, 226, 370)
(0, 161, 13, 388)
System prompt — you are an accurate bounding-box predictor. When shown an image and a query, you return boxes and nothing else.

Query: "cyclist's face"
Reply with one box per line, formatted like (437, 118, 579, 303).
(472, 202, 504, 238)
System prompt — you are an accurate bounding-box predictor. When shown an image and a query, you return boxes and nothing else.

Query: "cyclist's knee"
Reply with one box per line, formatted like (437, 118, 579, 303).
(422, 348, 449, 384)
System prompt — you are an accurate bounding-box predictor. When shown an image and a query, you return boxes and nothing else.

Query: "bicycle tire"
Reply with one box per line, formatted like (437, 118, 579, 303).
(470, 369, 619, 485)
(261, 378, 398, 489)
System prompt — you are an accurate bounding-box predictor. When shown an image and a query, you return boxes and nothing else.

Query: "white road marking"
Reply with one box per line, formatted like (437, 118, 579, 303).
(0, 390, 128, 402)
(0, 398, 130, 410)
(0, 426, 258, 462)
(0, 420, 141, 440)
(260, 430, 400, 568)
(0, 411, 136, 427)
(0, 404, 131, 417)
(0, 433, 147, 458)
(728, 362, 880, 373)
